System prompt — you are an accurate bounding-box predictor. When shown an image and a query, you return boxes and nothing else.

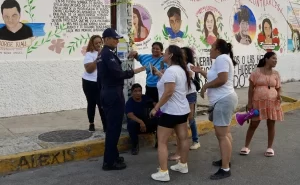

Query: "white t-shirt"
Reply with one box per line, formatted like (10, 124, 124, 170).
(207, 54, 235, 105)
(157, 65, 190, 115)
(187, 63, 197, 94)
(82, 51, 98, 82)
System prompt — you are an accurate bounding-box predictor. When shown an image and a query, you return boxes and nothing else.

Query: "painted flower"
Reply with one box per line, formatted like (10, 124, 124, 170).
(48, 39, 65, 54)
(273, 28, 279, 36)
(257, 33, 265, 43)
(206, 35, 217, 45)
(81, 46, 87, 56)
(272, 37, 280, 45)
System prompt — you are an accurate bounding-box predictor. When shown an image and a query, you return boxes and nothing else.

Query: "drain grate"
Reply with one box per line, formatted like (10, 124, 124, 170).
(38, 130, 93, 142)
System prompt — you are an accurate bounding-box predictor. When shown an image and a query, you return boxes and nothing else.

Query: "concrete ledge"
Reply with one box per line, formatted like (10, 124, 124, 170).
(281, 95, 298, 103)
(0, 101, 299, 175)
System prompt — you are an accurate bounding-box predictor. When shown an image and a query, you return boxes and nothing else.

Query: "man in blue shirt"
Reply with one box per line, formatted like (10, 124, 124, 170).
(125, 83, 158, 155)
(97, 28, 145, 171)
(166, 7, 184, 39)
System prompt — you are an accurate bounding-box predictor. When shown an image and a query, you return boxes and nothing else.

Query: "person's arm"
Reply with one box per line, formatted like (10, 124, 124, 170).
(84, 52, 97, 73)
(103, 53, 144, 79)
(247, 80, 254, 109)
(127, 113, 144, 124)
(275, 71, 282, 100)
(153, 70, 175, 110)
(204, 58, 229, 88)
(154, 83, 175, 111)
(190, 66, 207, 78)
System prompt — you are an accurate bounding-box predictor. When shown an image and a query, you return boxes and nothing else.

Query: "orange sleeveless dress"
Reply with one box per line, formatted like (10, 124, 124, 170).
(250, 68, 283, 121)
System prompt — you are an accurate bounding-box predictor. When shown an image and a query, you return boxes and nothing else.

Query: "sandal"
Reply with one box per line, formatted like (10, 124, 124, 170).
(264, 148, 275, 157)
(168, 154, 180, 161)
(240, 147, 251, 155)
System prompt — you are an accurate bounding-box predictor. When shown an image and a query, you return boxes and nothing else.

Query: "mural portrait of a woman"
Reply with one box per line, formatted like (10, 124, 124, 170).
(133, 7, 149, 42)
(204, 11, 219, 45)
(262, 18, 273, 44)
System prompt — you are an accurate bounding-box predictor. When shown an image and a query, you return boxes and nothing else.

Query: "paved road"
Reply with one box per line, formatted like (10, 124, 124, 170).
(1, 110, 300, 185)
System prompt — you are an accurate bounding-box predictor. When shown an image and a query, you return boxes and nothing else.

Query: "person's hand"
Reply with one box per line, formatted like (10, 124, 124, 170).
(128, 51, 138, 59)
(152, 66, 162, 76)
(246, 103, 253, 111)
(149, 108, 158, 118)
(200, 84, 207, 99)
(190, 65, 203, 73)
(139, 121, 147, 132)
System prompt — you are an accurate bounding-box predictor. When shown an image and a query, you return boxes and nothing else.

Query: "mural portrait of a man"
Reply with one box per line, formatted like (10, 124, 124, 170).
(0, 0, 33, 41)
(235, 6, 252, 45)
(166, 7, 183, 39)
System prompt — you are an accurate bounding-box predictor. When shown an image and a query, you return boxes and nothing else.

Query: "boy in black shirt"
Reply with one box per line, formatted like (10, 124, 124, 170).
(0, 0, 33, 41)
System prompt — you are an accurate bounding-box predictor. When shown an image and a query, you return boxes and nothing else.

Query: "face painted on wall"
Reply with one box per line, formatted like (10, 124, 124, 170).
(239, 20, 249, 36)
(133, 13, 138, 27)
(2, 7, 20, 30)
(206, 14, 214, 33)
(169, 14, 182, 33)
(263, 21, 272, 38)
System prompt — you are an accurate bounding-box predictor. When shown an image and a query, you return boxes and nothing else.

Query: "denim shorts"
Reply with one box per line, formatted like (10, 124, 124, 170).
(186, 92, 197, 104)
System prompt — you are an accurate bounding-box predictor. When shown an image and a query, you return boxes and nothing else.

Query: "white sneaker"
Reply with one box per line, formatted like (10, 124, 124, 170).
(151, 169, 170, 182)
(190, 142, 201, 150)
(170, 162, 188, 173)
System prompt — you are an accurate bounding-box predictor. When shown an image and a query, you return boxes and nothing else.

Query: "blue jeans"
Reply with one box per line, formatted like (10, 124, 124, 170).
(186, 92, 199, 143)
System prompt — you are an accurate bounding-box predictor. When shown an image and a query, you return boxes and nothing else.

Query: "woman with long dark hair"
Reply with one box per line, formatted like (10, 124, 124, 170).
(204, 11, 219, 45)
(168, 47, 200, 161)
(82, 35, 106, 132)
(240, 52, 283, 157)
(149, 45, 191, 182)
(133, 8, 149, 42)
(191, 39, 238, 180)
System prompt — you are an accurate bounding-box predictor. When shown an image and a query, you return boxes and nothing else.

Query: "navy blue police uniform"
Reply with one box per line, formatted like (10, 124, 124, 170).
(97, 28, 135, 170)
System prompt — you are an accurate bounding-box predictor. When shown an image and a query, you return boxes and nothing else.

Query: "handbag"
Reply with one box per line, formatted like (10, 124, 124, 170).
(192, 73, 201, 92)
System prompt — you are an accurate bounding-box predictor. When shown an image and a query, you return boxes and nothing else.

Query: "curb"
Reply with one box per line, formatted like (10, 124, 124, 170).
(0, 101, 299, 175)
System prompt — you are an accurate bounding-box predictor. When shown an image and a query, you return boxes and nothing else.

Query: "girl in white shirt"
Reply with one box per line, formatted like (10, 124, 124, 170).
(82, 35, 106, 132)
(149, 45, 191, 182)
(191, 39, 238, 180)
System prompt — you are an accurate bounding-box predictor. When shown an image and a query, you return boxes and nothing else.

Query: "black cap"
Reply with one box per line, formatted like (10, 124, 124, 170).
(102, 28, 123, 39)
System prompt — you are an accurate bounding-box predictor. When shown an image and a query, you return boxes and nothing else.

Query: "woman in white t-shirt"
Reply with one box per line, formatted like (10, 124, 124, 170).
(191, 39, 238, 180)
(149, 45, 191, 182)
(168, 47, 200, 161)
(82, 35, 106, 132)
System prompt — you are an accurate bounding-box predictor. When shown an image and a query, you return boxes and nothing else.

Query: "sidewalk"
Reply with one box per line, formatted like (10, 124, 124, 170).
(0, 82, 299, 174)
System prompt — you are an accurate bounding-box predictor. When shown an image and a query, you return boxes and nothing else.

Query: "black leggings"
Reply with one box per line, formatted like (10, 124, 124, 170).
(82, 78, 106, 131)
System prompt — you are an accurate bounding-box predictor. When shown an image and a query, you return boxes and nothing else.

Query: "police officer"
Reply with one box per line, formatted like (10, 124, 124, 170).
(97, 28, 145, 171)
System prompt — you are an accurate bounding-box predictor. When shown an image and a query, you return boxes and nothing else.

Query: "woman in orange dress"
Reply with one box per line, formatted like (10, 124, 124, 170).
(240, 51, 283, 157)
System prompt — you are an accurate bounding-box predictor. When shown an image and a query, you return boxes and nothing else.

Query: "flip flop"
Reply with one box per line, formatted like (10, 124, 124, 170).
(264, 148, 275, 157)
(240, 147, 251, 155)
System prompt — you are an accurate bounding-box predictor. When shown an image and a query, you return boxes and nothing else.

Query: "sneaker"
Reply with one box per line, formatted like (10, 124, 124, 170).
(170, 162, 188, 173)
(210, 168, 231, 180)
(151, 169, 170, 182)
(190, 142, 200, 150)
(212, 160, 231, 168)
(89, 124, 95, 132)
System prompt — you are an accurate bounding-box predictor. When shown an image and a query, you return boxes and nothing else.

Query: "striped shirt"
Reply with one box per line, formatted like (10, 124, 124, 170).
(137, 54, 168, 87)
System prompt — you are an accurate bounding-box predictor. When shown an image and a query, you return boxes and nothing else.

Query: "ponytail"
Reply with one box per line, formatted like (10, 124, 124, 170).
(257, 58, 266, 67)
(227, 43, 237, 66)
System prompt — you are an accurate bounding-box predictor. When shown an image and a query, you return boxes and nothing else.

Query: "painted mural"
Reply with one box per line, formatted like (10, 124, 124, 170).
(0, 0, 111, 60)
(133, 0, 294, 88)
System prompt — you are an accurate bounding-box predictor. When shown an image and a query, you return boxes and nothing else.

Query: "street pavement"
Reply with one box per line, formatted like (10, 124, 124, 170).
(1, 109, 299, 185)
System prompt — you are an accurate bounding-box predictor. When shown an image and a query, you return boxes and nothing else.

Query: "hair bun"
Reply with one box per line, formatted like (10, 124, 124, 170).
(227, 43, 232, 50)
